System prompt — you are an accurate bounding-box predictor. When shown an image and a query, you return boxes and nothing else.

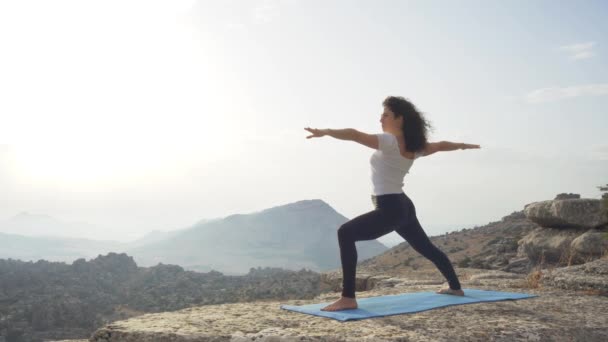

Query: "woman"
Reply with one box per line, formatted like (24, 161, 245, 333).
(304, 96, 481, 312)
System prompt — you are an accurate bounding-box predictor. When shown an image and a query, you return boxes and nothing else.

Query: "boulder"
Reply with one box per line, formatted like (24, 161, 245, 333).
(571, 229, 608, 260)
(500, 257, 533, 274)
(524, 199, 606, 229)
(517, 228, 580, 264)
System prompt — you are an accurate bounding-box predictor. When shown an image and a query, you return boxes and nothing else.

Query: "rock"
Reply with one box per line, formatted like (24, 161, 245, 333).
(365, 275, 392, 290)
(571, 229, 608, 260)
(470, 237, 520, 270)
(482, 254, 510, 268)
(524, 199, 607, 229)
(500, 257, 533, 274)
(501, 211, 526, 221)
(554, 193, 581, 200)
(517, 228, 581, 264)
(541, 258, 608, 294)
(516, 227, 608, 266)
(373, 277, 405, 289)
(319, 272, 373, 293)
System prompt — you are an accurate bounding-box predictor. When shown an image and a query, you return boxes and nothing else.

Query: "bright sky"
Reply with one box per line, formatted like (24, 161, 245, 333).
(1, 0, 607, 244)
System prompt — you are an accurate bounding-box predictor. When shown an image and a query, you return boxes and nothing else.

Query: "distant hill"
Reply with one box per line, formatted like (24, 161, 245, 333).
(125, 218, 220, 249)
(125, 199, 388, 275)
(0, 231, 124, 263)
(0, 211, 108, 240)
(0, 200, 388, 275)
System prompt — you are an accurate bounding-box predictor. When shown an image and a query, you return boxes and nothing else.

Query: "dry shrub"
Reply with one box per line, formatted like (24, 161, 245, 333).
(525, 251, 548, 289)
(525, 270, 543, 289)
(556, 245, 577, 267)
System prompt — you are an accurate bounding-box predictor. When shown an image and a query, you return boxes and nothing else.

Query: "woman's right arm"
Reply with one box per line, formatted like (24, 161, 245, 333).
(304, 127, 352, 140)
(304, 128, 379, 150)
(320, 128, 356, 141)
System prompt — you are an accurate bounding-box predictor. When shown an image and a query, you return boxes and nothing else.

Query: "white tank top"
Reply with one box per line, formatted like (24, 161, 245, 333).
(370, 133, 423, 195)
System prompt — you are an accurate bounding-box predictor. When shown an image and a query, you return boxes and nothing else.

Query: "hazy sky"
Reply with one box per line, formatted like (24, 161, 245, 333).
(1, 0, 607, 244)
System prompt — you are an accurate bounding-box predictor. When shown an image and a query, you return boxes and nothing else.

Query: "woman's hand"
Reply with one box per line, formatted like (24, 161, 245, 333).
(304, 127, 327, 139)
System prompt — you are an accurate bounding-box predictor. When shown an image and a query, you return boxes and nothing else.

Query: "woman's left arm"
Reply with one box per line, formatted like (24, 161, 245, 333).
(440, 141, 481, 151)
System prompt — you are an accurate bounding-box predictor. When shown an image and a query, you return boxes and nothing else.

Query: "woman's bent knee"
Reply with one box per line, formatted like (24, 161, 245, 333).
(337, 222, 355, 241)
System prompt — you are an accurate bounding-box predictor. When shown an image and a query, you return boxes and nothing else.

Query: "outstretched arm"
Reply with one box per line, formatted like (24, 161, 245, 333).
(304, 127, 353, 140)
(439, 141, 481, 151)
(304, 128, 379, 149)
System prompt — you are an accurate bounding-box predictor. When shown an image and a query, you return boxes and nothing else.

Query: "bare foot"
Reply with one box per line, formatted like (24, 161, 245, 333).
(320, 296, 358, 311)
(436, 287, 465, 296)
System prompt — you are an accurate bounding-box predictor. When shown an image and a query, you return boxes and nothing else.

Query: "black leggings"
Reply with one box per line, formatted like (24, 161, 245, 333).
(337, 192, 461, 298)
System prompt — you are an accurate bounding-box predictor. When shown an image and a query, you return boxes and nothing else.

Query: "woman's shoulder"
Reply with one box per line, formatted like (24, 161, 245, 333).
(377, 132, 399, 143)
(376, 133, 399, 151)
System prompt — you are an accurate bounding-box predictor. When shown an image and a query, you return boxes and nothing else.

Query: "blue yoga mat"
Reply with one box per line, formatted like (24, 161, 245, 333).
(280, 288, 538, 321)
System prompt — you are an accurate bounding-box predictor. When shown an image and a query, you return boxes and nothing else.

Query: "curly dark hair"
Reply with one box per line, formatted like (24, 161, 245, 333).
(382, 96, 434, 153)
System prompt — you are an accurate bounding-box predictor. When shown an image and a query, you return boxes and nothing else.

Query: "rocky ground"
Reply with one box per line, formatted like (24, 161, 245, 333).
(78, 260, 608, 342)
